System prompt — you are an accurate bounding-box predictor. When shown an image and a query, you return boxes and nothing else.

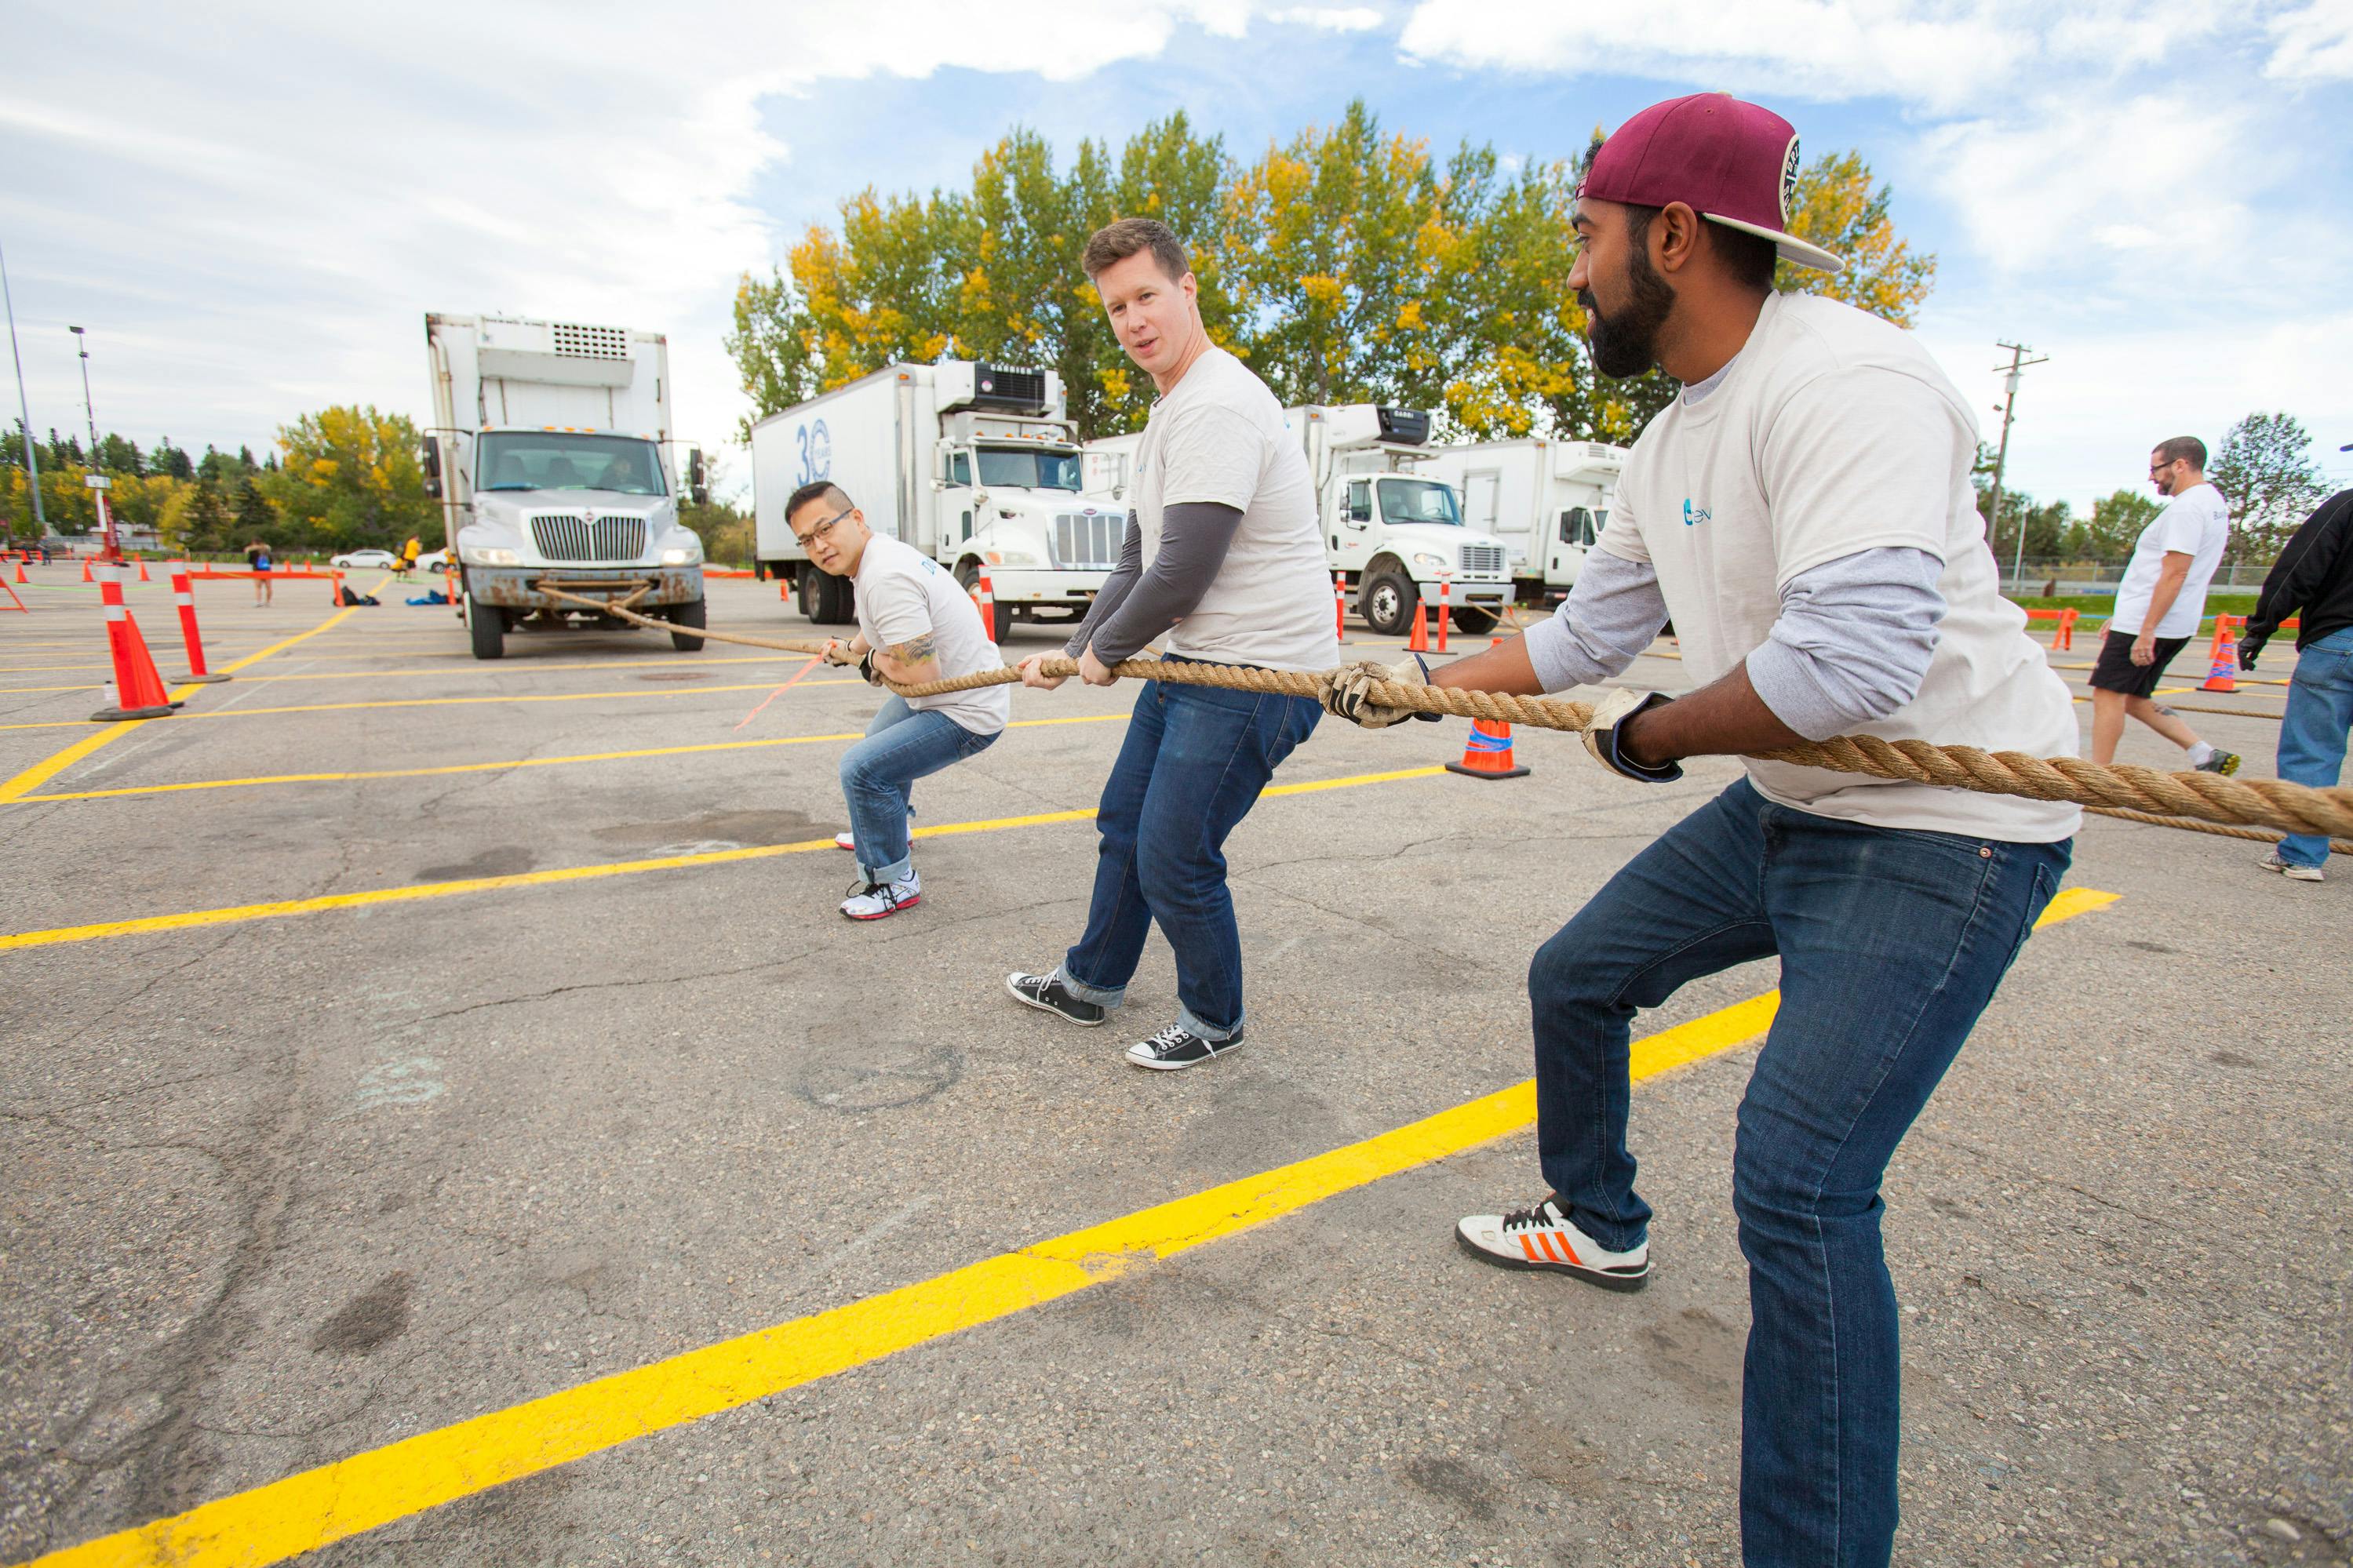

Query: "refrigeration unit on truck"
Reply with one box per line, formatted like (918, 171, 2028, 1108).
(422, 312, 710, 660)
(751, 361, 1119, 638)
(1288, 405, 1513, 637)
(1424, 437, 1629, 604)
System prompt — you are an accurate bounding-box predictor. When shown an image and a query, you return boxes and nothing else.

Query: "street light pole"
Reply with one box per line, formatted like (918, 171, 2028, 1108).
(0, 237, 43, 539)
(1986, 340, 2049, 594)
(67, 324, 118, 561)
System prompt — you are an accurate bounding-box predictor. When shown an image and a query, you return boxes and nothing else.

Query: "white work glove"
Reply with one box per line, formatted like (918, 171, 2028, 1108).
(1319, 654, 1441, 729)
(820, 638, 857, 667)
(1582, 688, 1682, 782)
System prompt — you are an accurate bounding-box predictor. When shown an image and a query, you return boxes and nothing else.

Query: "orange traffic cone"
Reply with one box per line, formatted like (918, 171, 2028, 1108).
(170, 569, 229, 682)
(90, 566, 179, 721)
(974, 572, 999, 644)
(1447, 719, 1530, 780)
(136, 555, 151, 582)
(1407, 600, 1430, 653)
(12, 557, 25, 584)
(2200, 614, 2239, 692)
(81, 556, 94, 582)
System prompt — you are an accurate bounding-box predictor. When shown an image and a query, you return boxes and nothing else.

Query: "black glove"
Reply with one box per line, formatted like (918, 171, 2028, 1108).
(1583, 689, 1683, 783)
(858, 647, 881, 686)
(2237, 636, 2264, 671)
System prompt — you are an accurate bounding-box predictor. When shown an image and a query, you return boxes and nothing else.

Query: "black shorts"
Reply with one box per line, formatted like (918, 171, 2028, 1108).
(2088, 628, 2190, 698)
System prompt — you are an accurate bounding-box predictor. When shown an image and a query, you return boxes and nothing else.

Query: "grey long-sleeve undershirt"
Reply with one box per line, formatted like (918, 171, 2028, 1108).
(1523, 546, 1950, 740)
(1062, 501, 1244, 664)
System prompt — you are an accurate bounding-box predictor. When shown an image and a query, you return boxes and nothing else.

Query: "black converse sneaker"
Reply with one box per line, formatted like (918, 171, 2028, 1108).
(1004, 970, 1105, 1027)
(1124, 1022, 1244, 1071)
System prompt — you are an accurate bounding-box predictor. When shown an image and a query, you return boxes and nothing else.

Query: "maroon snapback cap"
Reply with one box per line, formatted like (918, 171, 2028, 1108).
(1579, 93, 1845, 273)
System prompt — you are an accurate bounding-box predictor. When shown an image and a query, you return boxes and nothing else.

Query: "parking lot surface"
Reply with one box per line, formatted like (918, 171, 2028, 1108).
(3, 566, 2346, 1566)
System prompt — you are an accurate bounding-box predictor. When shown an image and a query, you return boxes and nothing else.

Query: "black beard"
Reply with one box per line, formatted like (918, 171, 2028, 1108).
(1581, 244, 1677, 380)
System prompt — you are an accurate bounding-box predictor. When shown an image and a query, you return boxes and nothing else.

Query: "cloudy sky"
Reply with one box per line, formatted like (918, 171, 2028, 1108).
(5, 0, 2349, 509)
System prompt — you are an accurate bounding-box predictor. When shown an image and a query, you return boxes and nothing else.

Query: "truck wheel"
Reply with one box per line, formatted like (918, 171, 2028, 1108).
(465, 589, 504, 660)
(955, 561, 1014, 641)
(1359, 570, 1419, 638)
(810, 568, 855, 625)
(668, 597, 708, 652)
(1451, 606, 1499, 635)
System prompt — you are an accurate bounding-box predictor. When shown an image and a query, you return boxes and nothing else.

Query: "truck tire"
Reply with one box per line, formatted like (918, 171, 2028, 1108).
(1451, 606, 1499, 635)
(1358, 569, 1419, 638)
(464, 588, 504, 660)
(955, 561, 1014, 642)
(668, 596, 707, 652)
(810, 568, 854, 625)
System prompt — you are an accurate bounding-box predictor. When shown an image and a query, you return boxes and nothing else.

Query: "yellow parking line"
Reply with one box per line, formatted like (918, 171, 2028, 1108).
(12, 713, 1135, 803)
(0, 678, 869, 733)
(0, 765, 1440, 951)
(16, 887, 2118, 1568)
(0, 588, 387, 802)
(0, 651, 832, 693)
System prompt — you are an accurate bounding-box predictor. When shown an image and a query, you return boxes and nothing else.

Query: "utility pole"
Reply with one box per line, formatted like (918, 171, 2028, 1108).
(0, 237, 42, 538)
(67, 323, 118, 561)
(1986, 340, 2049, 593)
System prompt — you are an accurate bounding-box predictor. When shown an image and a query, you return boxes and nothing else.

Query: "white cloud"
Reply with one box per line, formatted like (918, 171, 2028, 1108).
(1266, 5, 1386, 30)
(2266, 0, 2353, 78)
(0, 2, 1273, 471)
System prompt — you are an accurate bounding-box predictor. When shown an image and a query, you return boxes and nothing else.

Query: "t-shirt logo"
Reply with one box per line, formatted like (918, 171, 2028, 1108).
(1683, 498, 1711, 528)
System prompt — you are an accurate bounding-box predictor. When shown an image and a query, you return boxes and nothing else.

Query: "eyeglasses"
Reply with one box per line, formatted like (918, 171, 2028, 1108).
(792, 506, 853, 548)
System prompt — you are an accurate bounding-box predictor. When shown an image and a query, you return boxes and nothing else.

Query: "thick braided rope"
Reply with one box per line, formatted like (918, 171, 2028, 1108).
(543, 587, 2353, 841)
(2084, 806, 2352, 857)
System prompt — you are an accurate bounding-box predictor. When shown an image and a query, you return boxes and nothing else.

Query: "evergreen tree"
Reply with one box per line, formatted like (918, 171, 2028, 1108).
(235, 477, 277, 540)
(181, 475, 234, 551)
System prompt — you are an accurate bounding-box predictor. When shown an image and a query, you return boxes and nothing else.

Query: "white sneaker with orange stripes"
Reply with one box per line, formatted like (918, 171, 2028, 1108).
(1455, 1197, 1650, 1291)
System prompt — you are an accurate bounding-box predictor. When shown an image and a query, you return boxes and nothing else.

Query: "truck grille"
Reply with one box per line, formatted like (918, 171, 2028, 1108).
(1460, 544, 1506, 576)
(1051, 511, 1123, 570)
(530, 513, 646, 562)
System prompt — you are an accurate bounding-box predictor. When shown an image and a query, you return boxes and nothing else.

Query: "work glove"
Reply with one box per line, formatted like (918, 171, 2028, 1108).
(820, 638, 856, 667)
(2237, 635, 2264, 671)
(1583, 689, 1682, 783)
(1319, 654, 1441, 728)
(858, 648, 882, 686)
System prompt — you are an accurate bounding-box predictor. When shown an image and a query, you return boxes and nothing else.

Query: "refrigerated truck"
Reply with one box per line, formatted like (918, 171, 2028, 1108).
(1423, 437, 1628, 603)
(750, 360, 1118, 637)
(423, 313, 710, 660)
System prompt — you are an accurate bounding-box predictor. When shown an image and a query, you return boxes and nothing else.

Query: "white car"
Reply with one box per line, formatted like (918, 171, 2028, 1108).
(331, 548, 399, 569)
(414, 548, 451, 570)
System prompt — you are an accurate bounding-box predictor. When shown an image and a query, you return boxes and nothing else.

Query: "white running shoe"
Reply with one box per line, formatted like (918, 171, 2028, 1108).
(2259, 850, 2326, 883)
(840, 871, 920, 920)
(1455, 1196, 1650, 1291)
(834, 830, 856, 851)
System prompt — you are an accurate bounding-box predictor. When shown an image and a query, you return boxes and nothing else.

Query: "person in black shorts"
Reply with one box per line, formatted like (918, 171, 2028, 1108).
(244, 537, 273, 606)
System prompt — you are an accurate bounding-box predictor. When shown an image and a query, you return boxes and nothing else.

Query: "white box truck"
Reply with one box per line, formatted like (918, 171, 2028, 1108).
(751, 361, 1118, 638)
(1425, 437, 1628, 604)
(423, 313, 709, 660)
(1081, 403, 1513, 638)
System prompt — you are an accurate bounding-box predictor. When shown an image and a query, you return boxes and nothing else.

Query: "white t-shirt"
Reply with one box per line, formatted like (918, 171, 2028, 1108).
(852, 534, 1008, 735)
(1600, 292, 2081, 842)
(2110, 483, 2231, 638)
(1129, 346, 1338, 672)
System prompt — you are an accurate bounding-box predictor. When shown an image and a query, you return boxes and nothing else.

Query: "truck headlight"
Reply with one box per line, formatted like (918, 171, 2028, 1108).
(983, 550, 1040, 567)
(660, 545, 701, 566)
(1410, 551, 1448, 573)
(462, 546, 519, 566)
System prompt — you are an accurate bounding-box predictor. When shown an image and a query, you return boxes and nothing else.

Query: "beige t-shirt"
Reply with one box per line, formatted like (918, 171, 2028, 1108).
(1130, 346, 1338, 672)
(1599, 293, 2081, 842)
(853, 535, 1008, 735)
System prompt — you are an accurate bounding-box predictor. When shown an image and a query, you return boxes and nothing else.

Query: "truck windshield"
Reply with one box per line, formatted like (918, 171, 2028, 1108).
(1377, 478, 1462, 526)
(975, 446, 1083, 493)
(476, 432, 666, 497)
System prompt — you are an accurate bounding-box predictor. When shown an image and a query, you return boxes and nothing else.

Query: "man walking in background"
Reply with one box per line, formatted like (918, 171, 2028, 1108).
(790, 480, 1007, 921)
(2239, 486, 2353, 883)
(1005, 217, 1331, 1071)
(243, 535, 272, 606)
(2087, 437, 2237, 773)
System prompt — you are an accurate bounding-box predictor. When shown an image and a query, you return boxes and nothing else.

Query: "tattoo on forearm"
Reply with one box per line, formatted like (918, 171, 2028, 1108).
(887, 631, 938, 664)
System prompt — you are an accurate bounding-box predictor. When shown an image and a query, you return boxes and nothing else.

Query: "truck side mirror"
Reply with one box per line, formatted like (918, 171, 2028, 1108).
(687, 448, 708, 508)
(421, 438, 443, 500)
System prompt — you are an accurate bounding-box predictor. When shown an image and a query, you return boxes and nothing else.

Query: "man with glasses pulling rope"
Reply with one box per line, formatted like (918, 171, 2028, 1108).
(1323, 95, 2079, 1566)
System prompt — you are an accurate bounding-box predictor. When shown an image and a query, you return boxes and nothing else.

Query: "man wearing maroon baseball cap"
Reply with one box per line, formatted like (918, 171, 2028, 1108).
(1324, 93, 2082, 1566)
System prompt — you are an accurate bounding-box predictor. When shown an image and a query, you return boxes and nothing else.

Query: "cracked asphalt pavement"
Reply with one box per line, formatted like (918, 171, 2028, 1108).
(2, 576, 2346, 1566)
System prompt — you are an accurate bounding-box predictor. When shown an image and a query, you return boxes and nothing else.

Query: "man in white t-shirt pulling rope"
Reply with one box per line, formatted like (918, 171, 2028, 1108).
(2086, 437, 2239, 775)
(1324, 95, 2078, 1567)
(789, 481, 1009, 921)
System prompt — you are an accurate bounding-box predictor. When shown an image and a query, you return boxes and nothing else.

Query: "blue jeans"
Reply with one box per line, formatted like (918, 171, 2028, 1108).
(2277, 628, 2353, 868)
(1529, 778, 2069, 1567)
(1058, 671, 1321, 1040)
(838, 695, 996, 883)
